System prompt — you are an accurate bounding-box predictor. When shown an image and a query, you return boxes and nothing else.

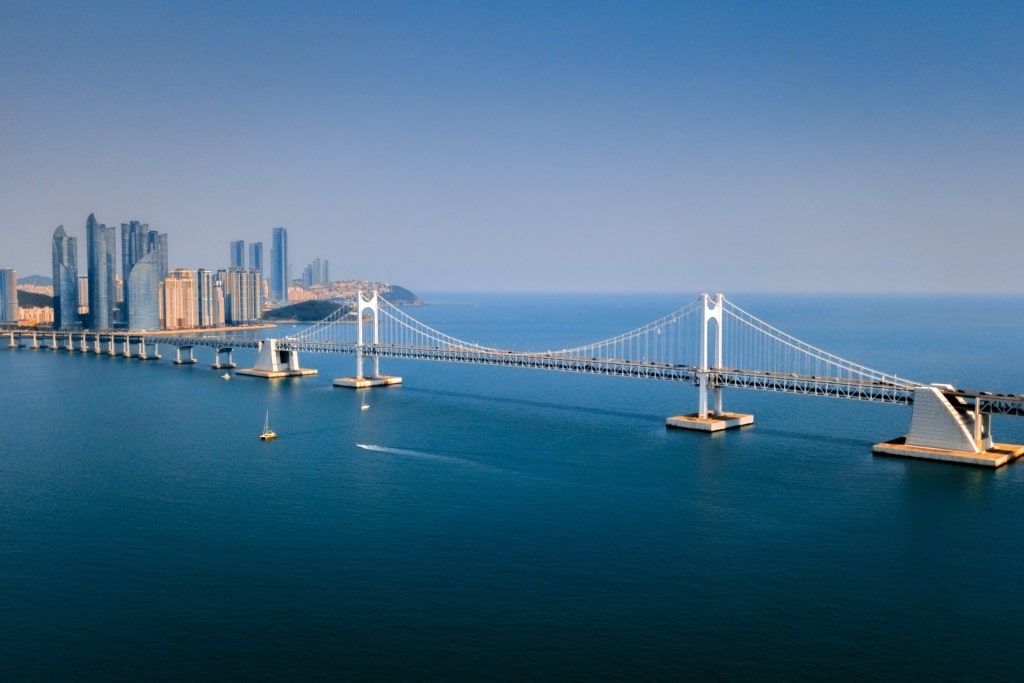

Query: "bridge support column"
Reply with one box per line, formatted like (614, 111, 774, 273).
(237, 339, 317, 378)
(334, 291, 402, 389)
(667, 293, 753, 433)
(211, 348, 236, 369)
(7, 331, 19, 349)
(107, 334, 117, 356)
(174, 346, 197, 365)
(122, 335, 131, 357)
(874, 385, 1024, 468)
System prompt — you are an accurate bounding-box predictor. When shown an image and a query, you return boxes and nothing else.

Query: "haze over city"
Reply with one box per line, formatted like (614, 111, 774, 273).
(2, 1, 1021, 293)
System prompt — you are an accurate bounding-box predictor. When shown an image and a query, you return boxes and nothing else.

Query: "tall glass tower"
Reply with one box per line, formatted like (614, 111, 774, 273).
(230, 240, 246, 269)
(0, 268, 17, 323)
(249, 242, 263, 277)
(52, 225, 80, 329)
(122, 220, 167, 330)
(86, 213, 117, 330)
(271, 227, 288, 302)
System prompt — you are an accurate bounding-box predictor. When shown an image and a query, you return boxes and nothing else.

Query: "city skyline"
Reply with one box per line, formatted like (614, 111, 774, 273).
(1, 2, 1021, 293)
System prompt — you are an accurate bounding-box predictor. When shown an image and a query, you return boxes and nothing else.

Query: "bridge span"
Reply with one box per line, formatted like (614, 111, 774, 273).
(8, 292, 1024, 468)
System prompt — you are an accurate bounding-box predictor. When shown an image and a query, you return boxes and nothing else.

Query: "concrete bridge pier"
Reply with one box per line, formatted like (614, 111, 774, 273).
(29, 332, 39, 349)
(65, 332, 74, 351)
(107, 334, 117, 356)
(135, 339, 161, 360)
(78, 334, 88, 353)
(211, 347, 237, 370)
(92, 334, 103, 354)
(874, 384, 1024, 468)
(122, 335, 132, 357)
(7, 331, 21, 348)
(174, 346, 198, 365)
(237, 339, 317, 378)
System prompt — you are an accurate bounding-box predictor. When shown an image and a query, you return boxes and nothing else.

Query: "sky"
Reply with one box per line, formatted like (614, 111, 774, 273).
(1, 0, 1021, 294)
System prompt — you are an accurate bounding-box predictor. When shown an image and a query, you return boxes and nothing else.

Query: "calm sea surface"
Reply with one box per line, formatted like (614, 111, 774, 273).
(3, 293, 1024, 681)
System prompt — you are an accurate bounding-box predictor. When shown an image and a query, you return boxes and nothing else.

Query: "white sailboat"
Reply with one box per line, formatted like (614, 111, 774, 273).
(259, 410, 277, 441)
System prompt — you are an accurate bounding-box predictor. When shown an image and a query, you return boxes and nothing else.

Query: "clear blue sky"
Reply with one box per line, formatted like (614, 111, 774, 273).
(1, 1, 1021, 293)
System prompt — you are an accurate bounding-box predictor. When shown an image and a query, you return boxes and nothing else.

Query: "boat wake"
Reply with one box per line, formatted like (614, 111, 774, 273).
(355, 442, 516, 476)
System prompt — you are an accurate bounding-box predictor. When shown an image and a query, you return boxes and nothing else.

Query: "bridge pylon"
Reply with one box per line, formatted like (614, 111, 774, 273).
(333, 291, 403, 389)
(667, 293, 754, 433)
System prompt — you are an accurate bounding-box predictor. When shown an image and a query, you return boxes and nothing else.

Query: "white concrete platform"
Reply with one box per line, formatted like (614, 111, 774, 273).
(333, 375, 403, 389)
(236, 367, 318, 379)
(666, 412, 754, 432)
(873, 438, 1024, 468)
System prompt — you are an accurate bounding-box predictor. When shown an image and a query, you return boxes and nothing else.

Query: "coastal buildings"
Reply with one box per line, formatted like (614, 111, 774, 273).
(0, 268, 18, 323)
(51, 225, 79, 329)
(271, 227, 288, 303)
(86, 213, 117, 330)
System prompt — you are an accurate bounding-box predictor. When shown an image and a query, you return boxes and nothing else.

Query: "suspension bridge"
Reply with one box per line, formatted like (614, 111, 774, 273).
(8, 292, 1024, 467)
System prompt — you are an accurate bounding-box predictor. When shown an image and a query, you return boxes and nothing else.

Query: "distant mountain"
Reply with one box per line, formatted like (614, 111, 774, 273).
(263, 300, 351, 322)
(18, 275, 52, 286)
(18, 291, 53, 308)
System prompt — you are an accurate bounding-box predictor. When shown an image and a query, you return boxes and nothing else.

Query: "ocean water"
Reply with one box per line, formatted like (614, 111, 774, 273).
(2, 293, 1024, 681)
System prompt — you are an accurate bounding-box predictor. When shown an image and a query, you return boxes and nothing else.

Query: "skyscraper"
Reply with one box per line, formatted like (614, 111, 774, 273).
(230, 240, 246, 269)
(51, 225, 80, 329)
(249, 242, 263, 277)
(127, 250, 161, 330)
(0, 268, 17, 323)
(86, 213, 116, 330)
(271, 227, 288, 302)
(122, 220, 167, 330)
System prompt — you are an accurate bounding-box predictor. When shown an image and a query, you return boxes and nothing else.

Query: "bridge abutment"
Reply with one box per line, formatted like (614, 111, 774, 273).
(237, 339, 317, 378)
(874, 385, 1024, 467)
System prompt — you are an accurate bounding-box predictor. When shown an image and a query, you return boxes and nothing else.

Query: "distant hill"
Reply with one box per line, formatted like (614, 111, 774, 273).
(382, 285, 421, 305)
(263, 300, 351, 322)
(18, 275, 52, 286)
(18, 291, 53, 308)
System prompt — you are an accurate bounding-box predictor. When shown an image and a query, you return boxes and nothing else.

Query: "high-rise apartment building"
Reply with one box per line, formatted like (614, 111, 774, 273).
(0, 268, 18, 323)
(221, 268, 263, 325)
(51, 225, 80, 329)
(270, 227, 288, 302)
(197, 268, 215, 327)
(249, 242, 263, 276)
(230, 240, 246, 269)
(86, 213, 117, 330)
(161, 269, 198, 330)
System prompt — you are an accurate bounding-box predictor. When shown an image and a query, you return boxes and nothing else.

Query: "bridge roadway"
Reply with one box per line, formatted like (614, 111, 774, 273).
(11, 331, 1024, 416)
(283, 340, 925, 405)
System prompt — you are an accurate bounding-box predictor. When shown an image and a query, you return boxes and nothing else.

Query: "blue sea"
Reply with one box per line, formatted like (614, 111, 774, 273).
(3, 293, 1024, 681)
